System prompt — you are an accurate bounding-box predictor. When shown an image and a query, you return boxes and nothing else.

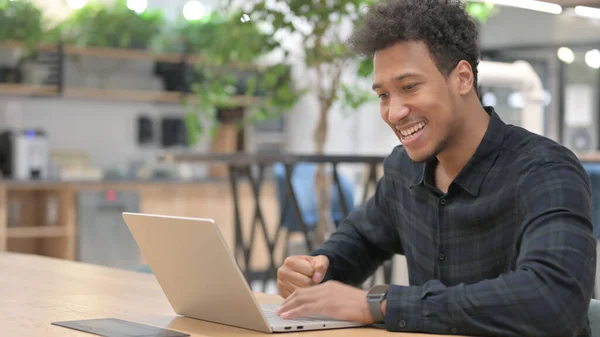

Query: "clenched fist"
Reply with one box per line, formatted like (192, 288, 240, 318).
(276, 255, 329, 298)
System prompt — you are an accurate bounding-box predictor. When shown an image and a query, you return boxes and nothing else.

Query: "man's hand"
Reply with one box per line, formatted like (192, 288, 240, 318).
(277, 255, 329, 299)
(276, 280, 374, 324)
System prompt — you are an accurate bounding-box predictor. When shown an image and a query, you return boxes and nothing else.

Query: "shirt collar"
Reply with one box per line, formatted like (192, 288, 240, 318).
(410, 106, 506, 196)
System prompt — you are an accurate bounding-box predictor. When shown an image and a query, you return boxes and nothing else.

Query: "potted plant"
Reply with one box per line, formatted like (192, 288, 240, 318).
(57, 0, 164, 49)
(174, 11, 300, 153)
(0, 0, 46, 83)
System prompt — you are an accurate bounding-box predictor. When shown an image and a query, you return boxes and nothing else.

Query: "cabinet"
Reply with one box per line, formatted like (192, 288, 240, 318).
(77, 190, 141, 269)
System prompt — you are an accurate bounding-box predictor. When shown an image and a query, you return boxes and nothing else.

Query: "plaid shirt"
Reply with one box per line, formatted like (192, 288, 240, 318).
(311, 107, 597, 337)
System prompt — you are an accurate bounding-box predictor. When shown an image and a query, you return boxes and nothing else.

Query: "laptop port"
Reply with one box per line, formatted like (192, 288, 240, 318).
(284, 327, 292, 330)
(297, 326, 304, 330)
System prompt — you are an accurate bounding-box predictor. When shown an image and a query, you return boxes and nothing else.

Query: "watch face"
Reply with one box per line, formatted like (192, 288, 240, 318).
(368, 285, 389, 298)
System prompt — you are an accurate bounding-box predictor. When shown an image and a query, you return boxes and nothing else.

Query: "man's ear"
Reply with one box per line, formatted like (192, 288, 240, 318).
(455, 60, 474, 96)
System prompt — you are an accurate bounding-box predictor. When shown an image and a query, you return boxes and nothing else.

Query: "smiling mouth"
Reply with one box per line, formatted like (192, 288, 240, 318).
(397, 121, 426, 141)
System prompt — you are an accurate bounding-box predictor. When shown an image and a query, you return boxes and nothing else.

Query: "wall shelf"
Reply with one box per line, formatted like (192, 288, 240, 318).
(7, 226, 74, 239)
(0, 84, 58, 96)
(0, 84, 260, 104)
(63, 88, 183, 103)
(0, 40, 199, 64)
(0, 40, 259, 105)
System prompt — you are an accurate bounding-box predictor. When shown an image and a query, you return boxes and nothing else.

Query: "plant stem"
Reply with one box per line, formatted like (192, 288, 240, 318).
(312, 59, 346, 245)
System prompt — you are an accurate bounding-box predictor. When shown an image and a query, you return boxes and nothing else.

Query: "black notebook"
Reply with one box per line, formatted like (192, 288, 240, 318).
(51, 318, 190, 337)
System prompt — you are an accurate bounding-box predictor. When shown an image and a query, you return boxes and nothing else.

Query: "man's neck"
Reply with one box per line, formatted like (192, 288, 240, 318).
(436, 103, 491, 182)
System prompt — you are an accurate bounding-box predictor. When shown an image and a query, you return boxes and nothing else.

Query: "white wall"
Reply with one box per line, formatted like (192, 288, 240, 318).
(480, 7, 600, 49)
(0, 97, 198, 170)
(284, 67, 399, 157)
(7, 2, 600, 172)
(0, 51, 210, 171)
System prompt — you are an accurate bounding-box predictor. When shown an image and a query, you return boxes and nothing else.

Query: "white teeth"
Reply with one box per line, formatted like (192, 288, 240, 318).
(399, 122, 425, 138)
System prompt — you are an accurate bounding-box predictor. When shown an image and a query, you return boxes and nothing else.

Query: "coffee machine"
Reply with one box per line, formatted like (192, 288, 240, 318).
(0, 129, 49, 180)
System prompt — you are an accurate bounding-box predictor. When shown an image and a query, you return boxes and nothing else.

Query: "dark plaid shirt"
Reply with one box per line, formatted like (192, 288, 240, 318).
(311, 107, 597, 337)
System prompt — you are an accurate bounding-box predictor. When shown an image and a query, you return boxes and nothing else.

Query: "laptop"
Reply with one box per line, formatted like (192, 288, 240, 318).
(122, 212, 365, 333)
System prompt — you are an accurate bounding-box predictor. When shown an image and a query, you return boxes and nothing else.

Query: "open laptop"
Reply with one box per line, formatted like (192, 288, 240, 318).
(122, 212, 366, 333)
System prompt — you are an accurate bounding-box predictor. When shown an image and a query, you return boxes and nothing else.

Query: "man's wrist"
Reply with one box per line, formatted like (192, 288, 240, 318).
(361, 297, 386, 326)
(361, 290, 375, 324)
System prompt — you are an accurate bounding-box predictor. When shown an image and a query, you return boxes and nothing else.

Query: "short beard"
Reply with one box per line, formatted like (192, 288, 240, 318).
(410, 135, 450, 164)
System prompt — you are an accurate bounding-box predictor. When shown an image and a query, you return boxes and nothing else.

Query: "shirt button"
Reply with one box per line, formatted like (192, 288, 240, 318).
(398, 320, 407, 328)
(451, 328, 458, 334)
(438, 253, 446, 261)
(440, 198, 447, 205)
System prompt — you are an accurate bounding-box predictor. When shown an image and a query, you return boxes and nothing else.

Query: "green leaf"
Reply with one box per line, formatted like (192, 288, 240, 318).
(357, 58, 373, 77)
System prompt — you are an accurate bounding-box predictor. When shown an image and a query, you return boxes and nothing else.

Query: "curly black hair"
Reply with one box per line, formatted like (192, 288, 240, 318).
(349, 0, 480, 90)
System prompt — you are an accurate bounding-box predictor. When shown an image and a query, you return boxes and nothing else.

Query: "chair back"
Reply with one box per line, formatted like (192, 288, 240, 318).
(272, 162, 354, 232)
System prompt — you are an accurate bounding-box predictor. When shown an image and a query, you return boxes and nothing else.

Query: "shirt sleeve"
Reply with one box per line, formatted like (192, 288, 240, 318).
(383, 161, 597, 337)
(309, 165, 402, 287)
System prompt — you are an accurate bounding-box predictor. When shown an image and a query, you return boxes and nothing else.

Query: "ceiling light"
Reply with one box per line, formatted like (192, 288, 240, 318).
(585, 49, 600, 69)
(574, 6, 600, 19)
(482, 92, 497, 106)
(508, 92, 525, 109)
(127, 0, 147, 14)
(66, 0, 88, 10)
(183, 0, 205, 21)
(557, 47, 575, 64)
(469, 0, 562, 14)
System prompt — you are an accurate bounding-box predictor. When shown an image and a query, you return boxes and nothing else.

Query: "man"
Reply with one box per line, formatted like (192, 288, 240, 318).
(275, 0, 597, 336)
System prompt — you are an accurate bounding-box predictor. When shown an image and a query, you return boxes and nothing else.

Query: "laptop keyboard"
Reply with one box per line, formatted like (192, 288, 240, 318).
(261, 304, 342, 325)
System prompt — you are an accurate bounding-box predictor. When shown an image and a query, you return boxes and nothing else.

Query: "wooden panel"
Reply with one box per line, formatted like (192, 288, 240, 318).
(6, 190, 44, 254)
(63, 88, 183, 103)
(7, 226, 71, 238)
(0, 185, 5, 251)
(0, 180, 287, 269)
(6, 238, 39, 254)
(65, 44, 188, 63)
(2, 189, 77, 260)
(54, 189, 77, 260)
(62, 88, 258, 105)
(40, 236, 76, 262)
(0, 83, 58, 96)
(140, 181, 285, 271)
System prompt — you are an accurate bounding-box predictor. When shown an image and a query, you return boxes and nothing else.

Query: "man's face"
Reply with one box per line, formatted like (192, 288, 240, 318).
(372, 41, 463, 163)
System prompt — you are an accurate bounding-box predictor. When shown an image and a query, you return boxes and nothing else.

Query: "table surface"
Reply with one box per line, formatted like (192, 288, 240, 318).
(0, 252, 458, 337)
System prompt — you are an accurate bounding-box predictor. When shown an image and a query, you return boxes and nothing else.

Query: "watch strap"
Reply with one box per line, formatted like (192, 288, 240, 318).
(367, 285, 389, 324)
(368, 296, 385, 323)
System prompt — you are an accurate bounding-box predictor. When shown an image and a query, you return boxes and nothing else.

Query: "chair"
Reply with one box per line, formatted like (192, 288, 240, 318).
(272, 162, 355, 234)
(583, 163, 600, 239)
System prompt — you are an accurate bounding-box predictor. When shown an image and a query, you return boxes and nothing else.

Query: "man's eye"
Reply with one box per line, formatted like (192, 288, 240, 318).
(378, 93, 389, 100)
(403, 83, 418, 91)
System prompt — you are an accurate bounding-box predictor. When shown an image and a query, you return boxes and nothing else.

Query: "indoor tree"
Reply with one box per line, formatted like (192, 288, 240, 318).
(179, 10, 301, 147)
(191, 0, 498, 245)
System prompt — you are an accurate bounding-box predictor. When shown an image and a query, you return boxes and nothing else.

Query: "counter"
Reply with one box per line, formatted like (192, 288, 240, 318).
(0, 178, 282, 272)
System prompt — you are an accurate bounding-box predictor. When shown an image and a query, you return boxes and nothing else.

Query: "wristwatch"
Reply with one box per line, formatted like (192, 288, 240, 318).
(367, 284, 389, 324)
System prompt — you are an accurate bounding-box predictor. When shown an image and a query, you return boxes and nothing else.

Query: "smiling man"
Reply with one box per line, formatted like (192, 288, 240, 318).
(275, 0, 597, 336)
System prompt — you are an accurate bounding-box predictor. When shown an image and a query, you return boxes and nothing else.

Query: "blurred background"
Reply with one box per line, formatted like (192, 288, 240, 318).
(0, 0, 599, 294)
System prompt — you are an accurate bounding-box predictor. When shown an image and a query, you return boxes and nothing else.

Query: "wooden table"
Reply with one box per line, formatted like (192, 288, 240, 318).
(0, 252, 456, 337)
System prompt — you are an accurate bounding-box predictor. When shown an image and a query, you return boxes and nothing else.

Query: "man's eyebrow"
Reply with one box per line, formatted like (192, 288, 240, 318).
(372, 73, 420, 90)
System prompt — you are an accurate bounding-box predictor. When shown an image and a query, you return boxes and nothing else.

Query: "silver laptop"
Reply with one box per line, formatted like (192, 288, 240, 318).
(122, 212, 365, 333)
